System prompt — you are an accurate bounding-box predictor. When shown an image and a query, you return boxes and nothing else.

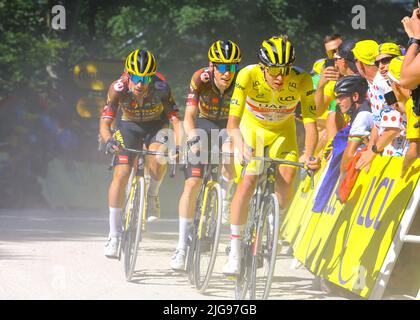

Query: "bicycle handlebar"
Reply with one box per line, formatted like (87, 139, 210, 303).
(239, 155, 316, 189)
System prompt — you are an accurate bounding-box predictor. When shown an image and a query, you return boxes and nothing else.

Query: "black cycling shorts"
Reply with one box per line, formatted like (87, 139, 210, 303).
(113, 120, 169, 166)
(184, 117, 230, 179)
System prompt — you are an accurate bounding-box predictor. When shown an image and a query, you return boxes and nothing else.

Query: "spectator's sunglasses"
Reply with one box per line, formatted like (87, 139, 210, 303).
(214, 63, 239, 73)
(129, 74, 152, 84)
(265, 65, 292, 76)
(374, 57, 393, 67)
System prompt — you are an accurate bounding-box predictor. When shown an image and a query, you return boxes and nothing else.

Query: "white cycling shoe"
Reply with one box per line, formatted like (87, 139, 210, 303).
(170, 249, 186, 271)
(147, 196, 161, 222)
(104, 237, 120, 258)
(223, 254, 241, 275)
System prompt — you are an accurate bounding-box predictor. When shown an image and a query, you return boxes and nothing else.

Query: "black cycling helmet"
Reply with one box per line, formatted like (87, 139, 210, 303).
(334, 75, 368, 97)
(125, 49, 157, 76)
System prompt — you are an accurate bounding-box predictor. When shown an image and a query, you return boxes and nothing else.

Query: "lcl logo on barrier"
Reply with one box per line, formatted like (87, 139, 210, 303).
(356, 177, 395, 230)
(338, 176, 395, 287)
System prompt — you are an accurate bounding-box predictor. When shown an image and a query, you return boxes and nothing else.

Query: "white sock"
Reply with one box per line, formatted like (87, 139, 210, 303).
(109, 207, 123, 238)
(177, 217, 193, 252)
(147, 175, 162, 197)
(220, 175, 234, 201)
(230, 224, 244, 257)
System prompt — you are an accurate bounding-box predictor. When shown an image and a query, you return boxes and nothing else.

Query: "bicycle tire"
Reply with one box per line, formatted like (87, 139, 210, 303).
(186, 222, 197, 285)
(123, 176, 146, 281)
(234, 194, 258, 300)
(194, 182, 223, 292)
(249, 193, 280, 299)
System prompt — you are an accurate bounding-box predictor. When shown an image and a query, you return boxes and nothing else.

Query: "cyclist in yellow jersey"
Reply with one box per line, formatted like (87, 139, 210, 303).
(223, 35, 320, 275)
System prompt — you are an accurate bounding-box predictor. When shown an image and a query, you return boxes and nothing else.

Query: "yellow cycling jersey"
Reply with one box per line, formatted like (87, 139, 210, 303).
(229, 64, 317, 128)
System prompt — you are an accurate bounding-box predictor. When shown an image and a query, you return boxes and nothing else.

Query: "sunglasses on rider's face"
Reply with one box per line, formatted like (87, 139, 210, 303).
(214, 63, 239, 73)
(265, 65, 292, 76)
(374, 57, 393, 67)
(130, 74, 152, 84)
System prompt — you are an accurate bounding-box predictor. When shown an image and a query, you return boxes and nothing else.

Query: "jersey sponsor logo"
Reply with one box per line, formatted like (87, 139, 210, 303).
(118, 155, 129, 164)
(306, 89, 315, 96)
(191, 168, 201, 177)
(190, 82, 198, 90)
(113, 80, 124, 92)
(278, 96, 296, 102)
(252, 81, 260, 90)
(200, 71, 210, 83)
(230, 98, 239, 106)
(256, 93, 266, 99)
(309, 105, 317, 114)
(288, 82, 297, 92)
(235, 83, 245, 90)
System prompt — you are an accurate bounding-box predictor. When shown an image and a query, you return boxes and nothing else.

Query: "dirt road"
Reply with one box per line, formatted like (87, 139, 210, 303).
(0, 209, 346, 300)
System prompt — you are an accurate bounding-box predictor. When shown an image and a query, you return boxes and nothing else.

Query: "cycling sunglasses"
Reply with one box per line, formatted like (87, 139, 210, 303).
(214, 63, 239, 73)
(265, 65, 292, 76)
(374, 56, 394, 67)
(129, 74, 152, 84)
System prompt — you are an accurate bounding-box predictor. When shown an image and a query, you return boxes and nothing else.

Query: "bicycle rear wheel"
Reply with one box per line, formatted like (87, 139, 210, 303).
(249, 193, 280, 299)
(194, 182, 222, 292)
(123, 176, 146, 281)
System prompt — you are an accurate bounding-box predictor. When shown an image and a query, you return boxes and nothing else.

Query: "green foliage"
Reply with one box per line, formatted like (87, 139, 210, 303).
(0, 0, 413, 108)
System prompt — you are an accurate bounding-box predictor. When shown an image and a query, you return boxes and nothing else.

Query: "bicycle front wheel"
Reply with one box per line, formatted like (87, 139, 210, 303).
(123, 176, 146, 281)
(234, 194, 258, 300)
(194, 181, 223, 293)
(250, 193, 280, 299)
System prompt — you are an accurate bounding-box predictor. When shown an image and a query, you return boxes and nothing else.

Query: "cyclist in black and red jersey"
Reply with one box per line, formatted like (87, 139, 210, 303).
(170, 40, 241, 270)
(99, 49, 182, 258)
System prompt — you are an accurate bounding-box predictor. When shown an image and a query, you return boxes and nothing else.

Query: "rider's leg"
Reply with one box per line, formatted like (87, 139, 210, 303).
(223, 173, 258, 274)
(145, 142, 167, 220)
(178, 177, 202, 245)
(105, 163, 131, 258)
(171, 175, 202, 270)
(274, 165, 297, 210)
(220, 141, 236, 223)
(108, 164, 131, 237)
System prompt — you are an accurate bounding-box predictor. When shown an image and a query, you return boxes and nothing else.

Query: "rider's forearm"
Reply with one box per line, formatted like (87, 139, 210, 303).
(99, 118, 113, 142)
(314, 87, 327, 117)
(171, 117, 183, 147)
(227, 115, 244, 149)
(183, 108, 198, 140)
(304, 121, 318, 157)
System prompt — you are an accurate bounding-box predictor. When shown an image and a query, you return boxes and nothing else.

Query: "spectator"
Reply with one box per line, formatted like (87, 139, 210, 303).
(333, 76, 372, 173)
(355, 41, 408, 170)
(386, 56, 420, 177)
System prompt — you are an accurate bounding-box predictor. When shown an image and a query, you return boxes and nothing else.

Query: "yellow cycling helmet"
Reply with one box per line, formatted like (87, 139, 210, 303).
(125, 49, 157, 76)
(258, 35, 296, 67)
(208, 40, 242, 64)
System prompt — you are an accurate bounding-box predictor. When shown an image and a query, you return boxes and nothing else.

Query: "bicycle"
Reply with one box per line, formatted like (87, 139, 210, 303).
(232, 150, 314, 300)
(185, 150, 234, 293)
(108, 146, 175, 282)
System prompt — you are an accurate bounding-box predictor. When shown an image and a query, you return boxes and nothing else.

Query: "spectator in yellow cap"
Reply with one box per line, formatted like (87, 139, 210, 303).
(375, 42, 402, 78)
(387, 56, 420, 177)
